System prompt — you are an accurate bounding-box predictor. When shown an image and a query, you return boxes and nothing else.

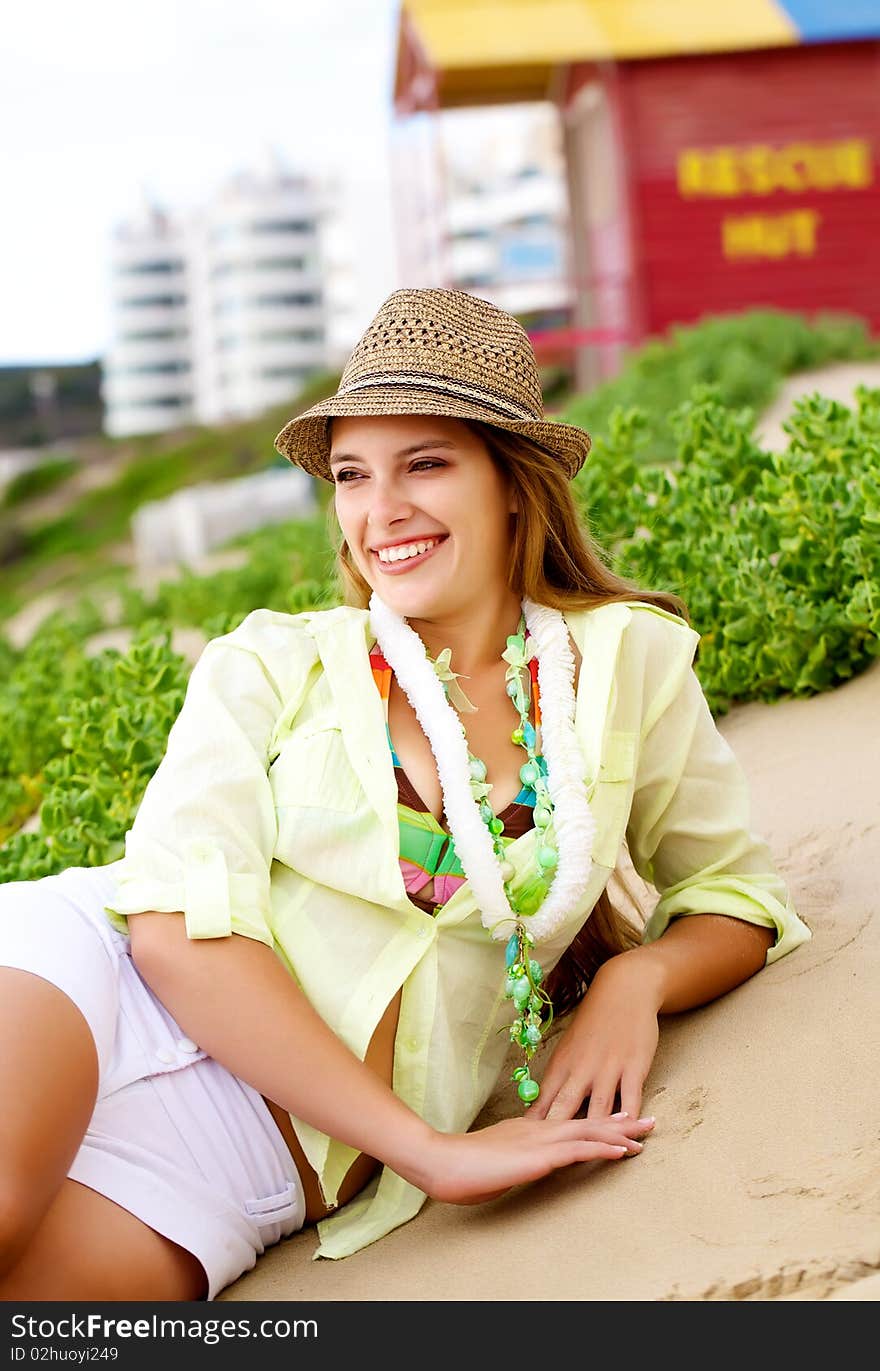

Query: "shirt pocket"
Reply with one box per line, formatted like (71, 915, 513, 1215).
(270, 724, 363, 815)
(588, 729, 636, 869)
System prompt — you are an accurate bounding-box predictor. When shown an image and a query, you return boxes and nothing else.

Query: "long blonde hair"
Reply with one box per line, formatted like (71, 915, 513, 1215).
(328, 420, 691, 1018)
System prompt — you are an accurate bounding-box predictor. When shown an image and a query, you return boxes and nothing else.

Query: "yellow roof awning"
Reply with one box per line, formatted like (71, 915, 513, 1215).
(395, 0, 800, 110)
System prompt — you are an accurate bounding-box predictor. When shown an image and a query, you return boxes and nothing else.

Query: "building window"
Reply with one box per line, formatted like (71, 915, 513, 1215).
(116, 361, 191, 376)
(253, 256, 306, 270)
(119, 328, 189, 342)
(251, 292, 321, 308)
(255, 327, 322, 342)
(118, 294, 187, 309)
(116, 260, 184, 275)
(249, 219, 312, 234)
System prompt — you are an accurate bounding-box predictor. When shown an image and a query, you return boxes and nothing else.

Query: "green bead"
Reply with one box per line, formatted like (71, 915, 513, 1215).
(468, 757, 487, 782)
(499, 859, 515, 881)
(518, 1078, 540, 1104)
(511, 727, 525, 745)
(537, 844, 558, 870)
(529, 993, 543, 1011)
(512, 1066, 529, 1082)
(519, 760, 539, 787)
(525, 1025, 542, 1046)
(528, 959, 544, 985)
(488, 816, 504, 836)
(513, 980, 531, 1009)
(534, 805, 552, 830)
(504, 975, 517, 998)
(505, 933, 520, 968)
(480, 799, 494, 822)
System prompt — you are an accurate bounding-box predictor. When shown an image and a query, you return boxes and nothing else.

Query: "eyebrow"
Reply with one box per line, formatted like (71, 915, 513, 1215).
(328, 439, 458, 468)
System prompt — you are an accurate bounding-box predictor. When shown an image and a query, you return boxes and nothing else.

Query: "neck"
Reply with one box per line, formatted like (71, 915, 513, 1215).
(403, 588, 524, 676)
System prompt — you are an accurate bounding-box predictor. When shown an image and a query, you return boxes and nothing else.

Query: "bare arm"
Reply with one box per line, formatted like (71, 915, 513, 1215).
(599, 911, 775, 1014)
(129, 913, 437, 1192)
(129, 914, 654, 1205)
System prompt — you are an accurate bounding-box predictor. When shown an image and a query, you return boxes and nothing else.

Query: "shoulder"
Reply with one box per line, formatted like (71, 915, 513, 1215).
(564, 597, 699, 655)
(565, 599, 701, 729)
(198, 605, 367, 699)
(211, 604, 368, 656)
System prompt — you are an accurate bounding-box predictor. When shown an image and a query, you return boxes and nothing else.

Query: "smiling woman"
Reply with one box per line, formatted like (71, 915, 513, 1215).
(0, 287, 810, 1300)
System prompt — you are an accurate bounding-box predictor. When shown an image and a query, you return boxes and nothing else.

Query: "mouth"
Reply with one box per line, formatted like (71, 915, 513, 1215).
(371, 534, 449, 574)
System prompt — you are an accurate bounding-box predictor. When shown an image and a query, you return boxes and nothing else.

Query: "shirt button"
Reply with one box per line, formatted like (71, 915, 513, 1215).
(176, 1037, 199, 1053)
(155, 1047, 174, 1064)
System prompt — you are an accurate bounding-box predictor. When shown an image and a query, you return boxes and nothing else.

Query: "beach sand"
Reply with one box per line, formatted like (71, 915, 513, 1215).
(221, 650, 880, 1303)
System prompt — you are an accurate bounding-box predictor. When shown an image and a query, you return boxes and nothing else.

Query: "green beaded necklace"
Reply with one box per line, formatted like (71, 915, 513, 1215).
(441, 612, 557, 1105)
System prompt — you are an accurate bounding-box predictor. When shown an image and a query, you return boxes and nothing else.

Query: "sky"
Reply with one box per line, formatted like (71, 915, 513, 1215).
(0, 0, 407, 366)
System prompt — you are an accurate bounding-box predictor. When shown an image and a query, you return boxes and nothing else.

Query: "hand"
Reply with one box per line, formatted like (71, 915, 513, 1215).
(529, 950, 663, 1123)
(420, 1111, 655, 1206)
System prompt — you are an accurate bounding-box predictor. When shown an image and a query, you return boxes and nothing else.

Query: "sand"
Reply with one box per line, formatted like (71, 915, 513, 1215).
(219, 648, 880, 1304)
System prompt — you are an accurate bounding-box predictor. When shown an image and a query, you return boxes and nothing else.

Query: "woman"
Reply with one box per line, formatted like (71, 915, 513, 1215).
(0, 288, 810, 1301)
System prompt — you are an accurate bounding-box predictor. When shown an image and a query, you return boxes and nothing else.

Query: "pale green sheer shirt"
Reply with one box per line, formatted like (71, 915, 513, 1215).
(104, 600, 811, 1259)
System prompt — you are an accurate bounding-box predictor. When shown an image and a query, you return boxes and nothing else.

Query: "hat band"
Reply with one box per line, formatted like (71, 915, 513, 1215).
(336, 370, 539, 423)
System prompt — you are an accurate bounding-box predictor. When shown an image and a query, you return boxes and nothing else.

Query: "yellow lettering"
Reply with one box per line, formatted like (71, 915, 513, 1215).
(721, 210, 821, 260)
(680, 138, 873, 198)
(722, 215, 763, 258)
(836, 139, 872, 189)
(740, 145, 774, 195)
(708, 148, 740, 196)
(789, 208, 821, 254)
(677, 150, 706, 197)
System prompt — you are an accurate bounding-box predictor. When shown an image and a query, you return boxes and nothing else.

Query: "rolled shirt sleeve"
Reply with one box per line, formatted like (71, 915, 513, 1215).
(626, 625, 812, 964)
(104, 616, 289, 944)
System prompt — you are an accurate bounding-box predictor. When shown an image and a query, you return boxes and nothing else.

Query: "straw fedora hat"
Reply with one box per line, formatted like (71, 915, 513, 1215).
(274, 287, 591, 482)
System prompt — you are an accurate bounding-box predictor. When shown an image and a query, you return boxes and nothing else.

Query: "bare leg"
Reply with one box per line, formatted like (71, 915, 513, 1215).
(0, 1179, 207, 1301)
(0, 969, 99, 1276)
(0, 969, 206, 1300)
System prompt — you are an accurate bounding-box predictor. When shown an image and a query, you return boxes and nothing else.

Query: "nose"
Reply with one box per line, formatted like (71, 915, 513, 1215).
(366, 471, 414, 530)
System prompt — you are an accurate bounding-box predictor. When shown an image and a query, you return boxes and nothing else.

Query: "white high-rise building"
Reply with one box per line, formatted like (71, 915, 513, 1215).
(102, 200, 196, 437)
(102, 157, 336, 438)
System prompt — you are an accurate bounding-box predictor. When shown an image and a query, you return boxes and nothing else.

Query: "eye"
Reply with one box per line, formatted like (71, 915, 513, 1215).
(333, 468, 363, 483)
(410, 458, 446, 472)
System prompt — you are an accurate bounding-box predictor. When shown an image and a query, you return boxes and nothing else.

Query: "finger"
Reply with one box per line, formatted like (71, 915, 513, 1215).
(586, 1116, 649, 1154)
(619, 1070, 645, 1124)
(545, 1078, 591, 1122)
(585, 1076, 619, 1120)
(552, 1140, 632, 1168)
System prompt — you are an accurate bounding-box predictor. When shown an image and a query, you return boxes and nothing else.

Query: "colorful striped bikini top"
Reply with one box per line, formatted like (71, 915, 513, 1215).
(369, 639, 545, 917)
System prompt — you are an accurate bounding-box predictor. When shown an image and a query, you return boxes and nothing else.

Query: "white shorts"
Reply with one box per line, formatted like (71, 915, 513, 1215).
(0, 861, 306, 1300)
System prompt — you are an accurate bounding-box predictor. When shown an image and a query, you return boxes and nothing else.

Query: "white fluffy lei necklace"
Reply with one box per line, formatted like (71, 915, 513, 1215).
(369, 592, 596, 944)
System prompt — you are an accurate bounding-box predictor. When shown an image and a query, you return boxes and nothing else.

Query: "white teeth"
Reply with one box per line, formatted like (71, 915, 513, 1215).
(376, 538, 440, 564)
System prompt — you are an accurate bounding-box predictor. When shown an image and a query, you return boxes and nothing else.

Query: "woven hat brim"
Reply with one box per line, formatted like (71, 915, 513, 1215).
(274, 386, 591, 483)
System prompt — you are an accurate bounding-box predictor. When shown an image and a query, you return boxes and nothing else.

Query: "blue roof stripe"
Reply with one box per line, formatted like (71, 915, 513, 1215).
(780, 1, 880, 43)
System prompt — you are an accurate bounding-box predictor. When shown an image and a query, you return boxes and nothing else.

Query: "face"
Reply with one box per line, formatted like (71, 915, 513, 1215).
(330, 414, 517, 622)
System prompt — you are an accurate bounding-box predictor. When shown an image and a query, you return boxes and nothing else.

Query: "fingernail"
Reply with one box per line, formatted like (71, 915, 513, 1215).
(610, 1111, 628, 1119)
(637, 1116, 655, 1125)
(613, 1144, 628, 1153)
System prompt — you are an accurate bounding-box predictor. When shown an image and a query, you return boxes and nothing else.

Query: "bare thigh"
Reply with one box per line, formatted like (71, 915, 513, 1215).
(0, 970, 204, 1300)
(0, 1179, 207, 1301)
(0, 969, 98, 1263)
